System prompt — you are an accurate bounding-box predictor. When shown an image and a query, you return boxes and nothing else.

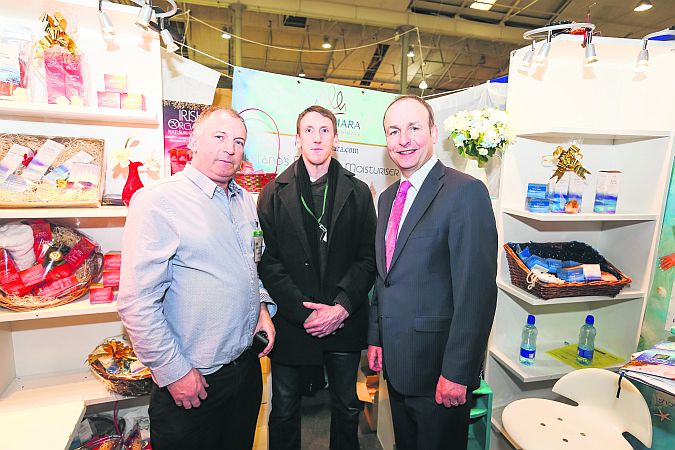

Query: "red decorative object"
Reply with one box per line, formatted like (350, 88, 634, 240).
(122, 161, 144, 206)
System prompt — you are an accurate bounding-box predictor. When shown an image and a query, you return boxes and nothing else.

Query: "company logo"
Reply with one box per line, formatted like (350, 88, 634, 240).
(167, 109, 200, 131)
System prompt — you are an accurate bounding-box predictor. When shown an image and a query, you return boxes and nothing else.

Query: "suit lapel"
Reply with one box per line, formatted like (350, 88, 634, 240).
(326, 170, 353, 250)
(388, 162, 445, 274)
(377, 181, 398, 279)
(278, 168, 314, 266)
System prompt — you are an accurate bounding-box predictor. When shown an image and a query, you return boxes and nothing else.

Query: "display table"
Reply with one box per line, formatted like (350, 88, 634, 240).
(0, 401, 85, 450)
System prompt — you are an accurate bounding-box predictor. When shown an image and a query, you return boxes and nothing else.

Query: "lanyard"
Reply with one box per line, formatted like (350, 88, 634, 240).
(300, 183, 329, 242)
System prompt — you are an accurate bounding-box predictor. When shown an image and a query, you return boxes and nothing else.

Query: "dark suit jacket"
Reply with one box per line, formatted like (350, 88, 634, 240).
(368, 160, 497, 396)
(258, 160, 377, 365)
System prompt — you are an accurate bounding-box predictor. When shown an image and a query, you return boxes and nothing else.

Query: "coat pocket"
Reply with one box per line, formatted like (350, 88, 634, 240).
(414, 316, 451, 332)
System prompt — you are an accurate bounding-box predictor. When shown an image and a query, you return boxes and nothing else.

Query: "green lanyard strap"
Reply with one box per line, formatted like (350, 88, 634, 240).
(300, 182, 328, 225)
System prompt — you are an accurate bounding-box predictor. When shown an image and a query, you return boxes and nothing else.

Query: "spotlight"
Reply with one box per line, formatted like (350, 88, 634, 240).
(635, 41, 649, 72)
(407, 46, 414, 58)
(535, 33, 551, 65)
(161, 28, 178, 53)
(419, 79, 428, 90)
(634, 1, 653, 12)
(298, 69, 306, 78)
(221, 28, 232, 39)
(322, 36, 332, 49)
(520, 47, 534, 70)
(98, 10, 115, 35)
(135, 2, 153, 29)
(585, 33, 598, 65)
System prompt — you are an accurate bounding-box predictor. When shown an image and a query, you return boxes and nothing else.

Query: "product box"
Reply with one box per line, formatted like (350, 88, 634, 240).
(89, 284, 114, 304)
(526, 183, 548, 200)
(120, 93, 146, 110)
(566, 174, 585, 214)
(104, 252, 121, 271)
(594, 170, 622, 214)
(103, 74, 127, 93)
(102, 269, 120, 288)
(548, 172, 570, 213)
(97, 91, 120, 109)
(526, 197, 550, 213)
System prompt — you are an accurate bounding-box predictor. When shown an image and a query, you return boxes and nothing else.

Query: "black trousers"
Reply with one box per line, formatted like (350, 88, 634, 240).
(388, 381, 473, 450)
(269, 352, 363, 450)
(148, 349, 262, 450)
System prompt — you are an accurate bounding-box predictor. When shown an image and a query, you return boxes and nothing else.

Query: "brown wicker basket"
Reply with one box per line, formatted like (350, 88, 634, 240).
(0, 222, 103, 311)
(504, 241, 631, 300)
(88, 336, 152, 397)
(234, 107, 280, 194)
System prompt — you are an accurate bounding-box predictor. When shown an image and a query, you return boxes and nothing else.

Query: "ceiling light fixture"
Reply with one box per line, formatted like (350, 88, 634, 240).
(584, 32, 598, 65)
(634, 0, 653, 12)
(407, 45, 415, 58)
(469, 0, 496, 11)
(523, 22, 596, 67)
(519, 40, 535, 70)
(419, 79, 428, 90)
(535, 31, 552, 65)
(221, 27, 232, 39)
(134, 2, 153, 29)
(160, 27, 178, 53)
(128, 1, 178, 30)
(322, 36, 332, 49)
(98, 0, 115, 35)
(635, 28, 675, 72)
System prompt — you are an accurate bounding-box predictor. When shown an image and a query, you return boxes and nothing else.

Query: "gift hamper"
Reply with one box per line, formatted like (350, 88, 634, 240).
(0, 220, 103, 311)
(234, 107, 280, 193)
(87, 335, 152, 397)
(504, 241, 631, 300)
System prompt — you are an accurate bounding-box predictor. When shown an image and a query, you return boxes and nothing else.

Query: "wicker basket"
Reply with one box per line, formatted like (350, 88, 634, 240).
(88, 336, 152, 397)
(504, 241, 631, 300)
(0, 222, 103, 311)
(234, 107, 280, 194)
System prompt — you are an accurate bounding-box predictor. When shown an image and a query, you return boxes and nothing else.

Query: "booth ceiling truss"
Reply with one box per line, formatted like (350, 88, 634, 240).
(115, 0, 674, 93)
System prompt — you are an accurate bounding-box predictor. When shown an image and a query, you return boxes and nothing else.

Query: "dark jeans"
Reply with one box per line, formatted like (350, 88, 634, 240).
(388, 381, 473, 450)
(148, 349, 262, 450)
(269, 351, 363, 450)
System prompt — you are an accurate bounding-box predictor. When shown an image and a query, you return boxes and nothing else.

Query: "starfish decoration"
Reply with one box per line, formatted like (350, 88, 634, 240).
(654, 408, 671, 422)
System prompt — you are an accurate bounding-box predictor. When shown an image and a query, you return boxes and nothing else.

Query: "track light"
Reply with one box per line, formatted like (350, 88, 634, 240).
(419, 79, 428, 90)
(407, 46, 414, 58)
(298, 67, 306, 77)
(98, 11, 115, 35)
(584, 33, 598, 65)
(535, 32, 552, 65)
(221, 27, 232, 39)
(519, 41, 535, 70)
(322, 36, 332, 49)
(135, 2, 153, 29)
(160, 28, 178, 53)
(634, 0, 653, 12)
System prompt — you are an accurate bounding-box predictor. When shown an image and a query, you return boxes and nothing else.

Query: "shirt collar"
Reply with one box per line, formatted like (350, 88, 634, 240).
(182, 164, 242, 198)
(402, 156, 438, 191)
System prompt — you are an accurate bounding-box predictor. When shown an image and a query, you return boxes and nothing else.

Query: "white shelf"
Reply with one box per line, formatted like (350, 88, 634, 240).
(0, 298, 118, 323)
(515, 127, 671, 140)
(497, 280, 644, 306)
(0, 206, 127, 219)
(0, 401, 85, 450)
(0, 370, 131, 412)
(0, 101, 158, 127)
(502, 208, 657, 223)
(489, 345, 626, 383)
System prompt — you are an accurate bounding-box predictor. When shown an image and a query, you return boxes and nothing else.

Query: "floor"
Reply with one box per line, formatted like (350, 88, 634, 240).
(300, 388, 383, 450)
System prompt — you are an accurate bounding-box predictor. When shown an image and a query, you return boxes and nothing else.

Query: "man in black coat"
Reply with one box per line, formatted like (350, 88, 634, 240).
(257, 105, 377, 450)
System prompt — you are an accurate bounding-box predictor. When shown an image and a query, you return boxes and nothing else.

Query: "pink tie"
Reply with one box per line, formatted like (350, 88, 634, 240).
(385, 180, 411, 272)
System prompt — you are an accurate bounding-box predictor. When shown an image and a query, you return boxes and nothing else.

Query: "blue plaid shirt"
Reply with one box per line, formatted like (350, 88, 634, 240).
(117, 164, 275, 387)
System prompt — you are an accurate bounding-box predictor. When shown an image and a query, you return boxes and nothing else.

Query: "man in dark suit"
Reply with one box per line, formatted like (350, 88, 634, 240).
(368, 95, 497, 450)
(258, 105, 377, 450)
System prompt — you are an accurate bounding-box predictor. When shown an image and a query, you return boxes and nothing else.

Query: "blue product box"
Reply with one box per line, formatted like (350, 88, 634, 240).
(593, 170, 621, 214)
(526, 183, 548, 199)
(546, 258, 562, 273)
(526, 198, 550, 213)
(562, 260, 581, 268)
(525, 255, 549, 272)
(518, 246, 531, 260)
(558, 265, 584, 282)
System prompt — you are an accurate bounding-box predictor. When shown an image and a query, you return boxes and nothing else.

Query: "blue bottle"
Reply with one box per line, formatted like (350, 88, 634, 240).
(576, 315, 597, 365)
(519, 315, 537, 366)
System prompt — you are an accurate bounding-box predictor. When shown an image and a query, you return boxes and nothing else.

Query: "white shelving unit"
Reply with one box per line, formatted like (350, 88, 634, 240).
(486, 35, 675, 439)
(0, 101, 158, 127)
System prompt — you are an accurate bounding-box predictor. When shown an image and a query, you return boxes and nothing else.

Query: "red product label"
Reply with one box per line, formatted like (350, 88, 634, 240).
(64, 237, 95, 269)
(35, 275, 79, 298)
(46, 263, 75, 282)
(89, 285, 114, 304)
(63, 53, 85, 101)
(104, 252, 122, 271)
(30, 221, 53, 262)
(18, 264, 45, 288)
(102, 270, 120, 287)
(0, 249, 19, 282)
(44, 49, 66, 104)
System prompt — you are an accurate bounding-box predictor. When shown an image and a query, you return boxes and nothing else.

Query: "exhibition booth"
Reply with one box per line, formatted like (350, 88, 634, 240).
(0, 1, 674, 449)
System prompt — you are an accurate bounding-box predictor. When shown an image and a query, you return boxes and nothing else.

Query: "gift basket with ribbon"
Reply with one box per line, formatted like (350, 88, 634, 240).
(87, 335, 152, 397)
(0, 220, 103, 311)
(234, 107, 281, 193)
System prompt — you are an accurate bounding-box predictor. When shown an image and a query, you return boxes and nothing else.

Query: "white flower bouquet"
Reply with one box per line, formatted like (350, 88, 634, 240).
(443, 107, 512, 167)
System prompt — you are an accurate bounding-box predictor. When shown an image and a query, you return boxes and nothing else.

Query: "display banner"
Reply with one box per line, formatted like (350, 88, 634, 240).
(232, 67, 399, 200)
(162, 100, 209, 175)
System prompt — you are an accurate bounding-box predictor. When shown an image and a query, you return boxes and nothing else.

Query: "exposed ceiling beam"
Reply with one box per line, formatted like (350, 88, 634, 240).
(181, 0, 527, 44)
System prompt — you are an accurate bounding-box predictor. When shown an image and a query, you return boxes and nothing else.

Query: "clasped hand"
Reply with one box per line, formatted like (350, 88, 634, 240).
(303, 301, 347, 338)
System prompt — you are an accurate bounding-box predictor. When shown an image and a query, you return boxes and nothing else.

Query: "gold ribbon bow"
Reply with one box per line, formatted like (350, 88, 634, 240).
(37, 12, 78, 56)
(549, 145, 591, 183)
(87, 340, 136, 366)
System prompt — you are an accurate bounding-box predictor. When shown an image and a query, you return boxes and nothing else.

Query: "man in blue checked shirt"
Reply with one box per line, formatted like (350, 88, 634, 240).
(117, 106, 276, 450)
